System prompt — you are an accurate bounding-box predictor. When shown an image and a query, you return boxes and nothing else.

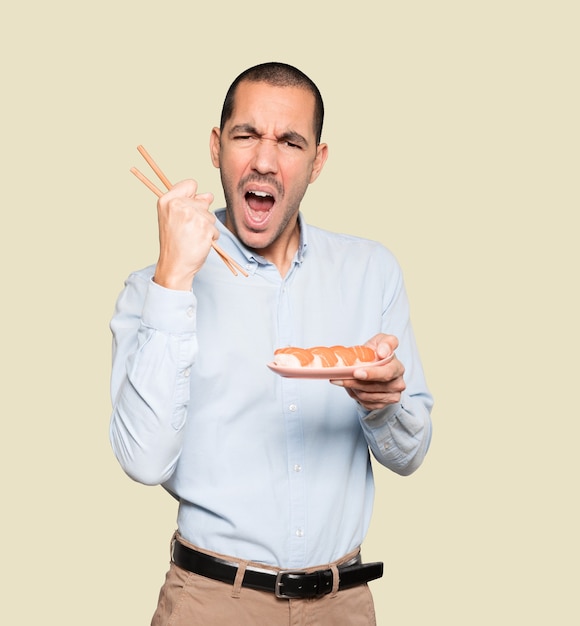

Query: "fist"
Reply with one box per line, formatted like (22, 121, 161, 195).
(154, 179, 217, 290)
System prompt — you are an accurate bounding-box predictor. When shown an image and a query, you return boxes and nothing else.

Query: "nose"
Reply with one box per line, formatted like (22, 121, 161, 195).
(251, 138, 279, 175)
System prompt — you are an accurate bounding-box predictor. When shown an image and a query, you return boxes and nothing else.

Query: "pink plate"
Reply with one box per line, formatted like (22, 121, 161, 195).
(267, 353, 394, 379)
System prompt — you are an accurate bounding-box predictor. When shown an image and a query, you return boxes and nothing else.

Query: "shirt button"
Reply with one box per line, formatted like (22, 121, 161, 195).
(293, 464, 302, 473)
(183, 368, 191, 378)
(186, 306, 194, 318)
(295, 528, 304, 538)
(288, 404, 297, 412)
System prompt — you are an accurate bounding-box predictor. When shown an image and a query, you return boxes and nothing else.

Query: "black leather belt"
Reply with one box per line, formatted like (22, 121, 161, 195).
(172, 541, 383, 599)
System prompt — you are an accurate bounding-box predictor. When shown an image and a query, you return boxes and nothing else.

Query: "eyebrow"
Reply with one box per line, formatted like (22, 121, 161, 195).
(228, 124, 310, 148)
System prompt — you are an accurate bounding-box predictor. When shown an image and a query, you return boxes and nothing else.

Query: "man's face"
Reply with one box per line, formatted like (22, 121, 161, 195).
(210, 81, 328, 258)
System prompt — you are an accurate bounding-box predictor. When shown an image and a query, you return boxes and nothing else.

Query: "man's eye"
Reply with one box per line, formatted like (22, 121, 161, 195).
(283, 141, 301, 149)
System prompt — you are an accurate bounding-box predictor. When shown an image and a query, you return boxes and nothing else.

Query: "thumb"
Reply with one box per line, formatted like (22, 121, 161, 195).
(196, 192, 214, 206)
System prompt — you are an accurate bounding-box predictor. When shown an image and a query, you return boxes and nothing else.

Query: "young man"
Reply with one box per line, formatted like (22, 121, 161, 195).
(110, 62, 433, 625)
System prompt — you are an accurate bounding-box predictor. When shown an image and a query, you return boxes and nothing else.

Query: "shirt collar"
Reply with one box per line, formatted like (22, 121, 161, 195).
(214, 208, 308, 267)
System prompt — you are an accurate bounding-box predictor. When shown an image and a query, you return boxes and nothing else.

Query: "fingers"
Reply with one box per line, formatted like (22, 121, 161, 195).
(364, 333, 399, 360)
(330, 334, 406, 411)
(353, 355, 403, 382)
(330, 356, 405, 388)
(157, 179, 215, 227)
(196, 192, 215, 204)
(345, 386, 403, 411)
(158, 180, 214, 211)
(333, 370, 406, 411)
(154, 179, 217, 290)
(160, 179, 199, 200)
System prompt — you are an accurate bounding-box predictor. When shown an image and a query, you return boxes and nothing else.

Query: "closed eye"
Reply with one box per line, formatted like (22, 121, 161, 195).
(281, 140, 302, 150)
(279, 132, 308, 150)
(228, 125, 309, 150)
(229, 125, 259, 142)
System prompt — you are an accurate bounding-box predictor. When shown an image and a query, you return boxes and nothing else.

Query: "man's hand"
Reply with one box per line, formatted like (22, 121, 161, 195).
(153, 180, 217, 290)
(331, 334, 406, 411)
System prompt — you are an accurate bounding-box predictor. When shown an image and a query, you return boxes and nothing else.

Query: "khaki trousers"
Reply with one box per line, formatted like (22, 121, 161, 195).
(151, 536, 377, 626)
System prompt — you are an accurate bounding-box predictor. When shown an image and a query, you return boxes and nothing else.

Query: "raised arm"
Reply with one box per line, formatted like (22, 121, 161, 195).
(109, 179, 216, 484)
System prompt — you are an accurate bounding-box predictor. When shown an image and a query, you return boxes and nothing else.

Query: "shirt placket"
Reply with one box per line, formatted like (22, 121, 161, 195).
(277, 275, 307, 568)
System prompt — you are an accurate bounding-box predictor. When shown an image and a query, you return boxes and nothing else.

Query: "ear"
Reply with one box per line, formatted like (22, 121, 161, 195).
(209, 127, 221, 168)
(309, 143, 328, 184)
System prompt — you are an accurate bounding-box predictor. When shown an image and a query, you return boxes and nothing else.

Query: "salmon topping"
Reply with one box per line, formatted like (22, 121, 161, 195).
(273, 344, 377, 368)
(310, 346, 339, 367)
(273, 347, 315, 366)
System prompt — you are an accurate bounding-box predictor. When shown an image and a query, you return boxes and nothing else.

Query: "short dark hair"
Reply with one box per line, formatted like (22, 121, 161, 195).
(219, 62, 325, 144)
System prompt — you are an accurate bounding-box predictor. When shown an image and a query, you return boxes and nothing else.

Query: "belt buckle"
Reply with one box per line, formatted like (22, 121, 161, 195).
(275, 569, 307, 599)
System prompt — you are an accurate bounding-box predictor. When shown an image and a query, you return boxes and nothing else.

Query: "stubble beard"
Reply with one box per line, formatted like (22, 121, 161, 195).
(221, 172, 308, 253)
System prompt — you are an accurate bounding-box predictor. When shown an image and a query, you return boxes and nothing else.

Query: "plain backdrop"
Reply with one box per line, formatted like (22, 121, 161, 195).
(1, 1, 578, 624)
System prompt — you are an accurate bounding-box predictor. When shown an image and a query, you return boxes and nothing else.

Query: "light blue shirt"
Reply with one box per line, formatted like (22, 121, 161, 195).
(110, 210, 433, 568)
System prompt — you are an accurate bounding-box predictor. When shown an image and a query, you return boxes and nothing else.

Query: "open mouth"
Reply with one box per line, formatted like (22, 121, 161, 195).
(246, 190, 275, 210)
(245, 190, 275, 226)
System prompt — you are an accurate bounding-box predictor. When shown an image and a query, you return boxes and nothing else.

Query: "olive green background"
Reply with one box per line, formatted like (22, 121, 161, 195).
(2, 1, 578, 624)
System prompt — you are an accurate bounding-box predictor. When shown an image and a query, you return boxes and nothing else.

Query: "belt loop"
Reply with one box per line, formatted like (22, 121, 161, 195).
(232, 560, 249, 599)
(170, 530, 178, 560)
(330, 563, 340, 598)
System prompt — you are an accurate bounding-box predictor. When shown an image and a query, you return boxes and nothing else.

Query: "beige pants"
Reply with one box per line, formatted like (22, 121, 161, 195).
(151, 536, 377, 626)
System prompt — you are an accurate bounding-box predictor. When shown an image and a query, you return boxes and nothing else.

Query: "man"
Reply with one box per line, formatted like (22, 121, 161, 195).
(110, 62, 433, 625)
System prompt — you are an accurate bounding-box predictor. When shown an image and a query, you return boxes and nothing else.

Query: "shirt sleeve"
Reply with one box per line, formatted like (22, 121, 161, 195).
(356, 244, 434, 475)
(358, 395, 433, 475)
(109, 270, 198, 485)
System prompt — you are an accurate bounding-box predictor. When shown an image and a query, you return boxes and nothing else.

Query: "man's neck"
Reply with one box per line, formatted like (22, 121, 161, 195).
(255, 221, 300, 278)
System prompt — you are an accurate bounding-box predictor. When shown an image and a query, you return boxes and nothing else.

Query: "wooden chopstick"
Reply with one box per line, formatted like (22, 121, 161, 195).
(136, 145, 172, 190)
(130, 165, 241, 275)
(130, 146, 248, 277)
(132, 147, 246, 277)
(130, 166, 164, 197)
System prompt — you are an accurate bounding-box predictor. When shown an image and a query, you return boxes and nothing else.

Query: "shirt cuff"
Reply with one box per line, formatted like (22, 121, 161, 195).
(360, 401, 402, 427)
(141, 278, 197, 334)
